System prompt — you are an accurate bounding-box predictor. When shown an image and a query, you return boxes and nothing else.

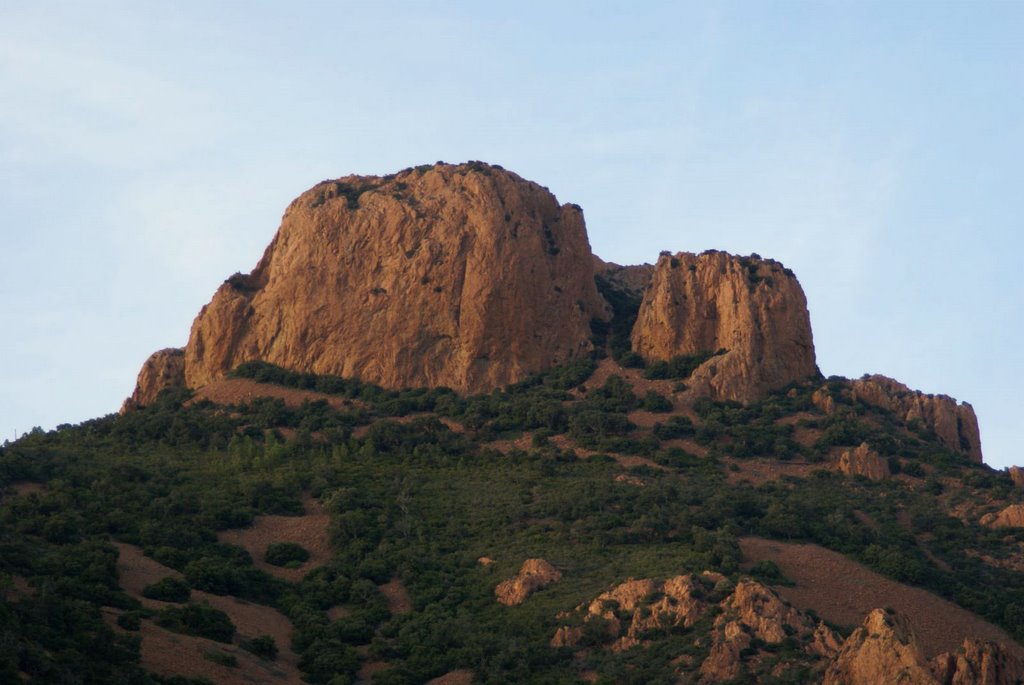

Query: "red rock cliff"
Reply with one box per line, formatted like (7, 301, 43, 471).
(851, 375, 982, 463)
(183, 163, 609, 394)
(630, 251, 817, 403)
(120, 348, 185, 413)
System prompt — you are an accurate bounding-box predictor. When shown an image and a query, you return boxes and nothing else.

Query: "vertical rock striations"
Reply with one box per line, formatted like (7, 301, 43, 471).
(630, 251, 818, 403)
(183, 162, 609, 394)
(851, 375, 982, 463)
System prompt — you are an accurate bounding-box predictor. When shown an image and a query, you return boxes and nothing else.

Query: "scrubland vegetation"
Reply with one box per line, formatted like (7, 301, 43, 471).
(1, 358, 1022, 684)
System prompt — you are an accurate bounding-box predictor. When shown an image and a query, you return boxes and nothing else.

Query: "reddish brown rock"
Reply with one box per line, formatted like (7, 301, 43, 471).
(930, 639, 1024, 685)
(183, 163, 609, 394)
(630, 251, 817, 403)
(851, 375, 982, 463)
(553, 575, 710, 651)
(980, 505, 1024, 529)
(1008, 467, 1024, 489)
(700, 578, 834, 683)
(836, 442, 890, 481)
(120, 348, 185, 412)
(823, 608, 938, 685)
(495, 558, 561, 606)
(812, 386, 836, 414)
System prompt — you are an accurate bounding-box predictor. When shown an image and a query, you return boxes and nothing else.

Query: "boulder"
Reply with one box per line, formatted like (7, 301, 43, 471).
(495, 558, 561, 606)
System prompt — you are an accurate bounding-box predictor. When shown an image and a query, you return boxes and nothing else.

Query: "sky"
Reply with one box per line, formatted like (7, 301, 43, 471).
(1, 1, 1021, 468)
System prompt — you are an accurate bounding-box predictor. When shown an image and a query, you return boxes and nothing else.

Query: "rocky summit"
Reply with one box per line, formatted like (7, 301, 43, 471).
(631, 250, 818, 403)
(182, 163, 608, 395)
(125, 160, 980, 457)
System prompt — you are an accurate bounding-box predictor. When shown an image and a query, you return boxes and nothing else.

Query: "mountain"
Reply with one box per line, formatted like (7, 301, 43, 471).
(3, 162, 1017, 685)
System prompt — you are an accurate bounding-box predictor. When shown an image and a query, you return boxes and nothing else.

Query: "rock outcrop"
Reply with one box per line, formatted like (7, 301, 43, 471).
(981, 504, 1024, 529)
(851, 375, 982, 463)
(823, 608, 937, 685)
(553, 574, 712, 651)
(930, 639, 1024, 685)
(836, 442, 890, 481)
(495, 558, 561, 606)
(1008, 467, 1024, 489)
(630, 251, 817, 403)
(823, 609, 1024, 685)
(183, 162, 609, 395)
(120, 348, 185, 413)
(553, 573, 842, 682)
(700, 578, 839, 683)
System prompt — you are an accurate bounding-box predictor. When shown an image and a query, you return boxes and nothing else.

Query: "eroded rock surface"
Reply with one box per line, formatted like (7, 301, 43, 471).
(700, 579, 838, 683)
(495, 558, 561, 606)
(930, 639, 1024, 685)
(1008, 467, 1024, 489)
(823, 609, 937, 685)
(851, 375, 982, 463)
(981, 504, 1024, 530)
(183, 163, 609, 395)
(630, 251, 817, 403)
(121, 348, 185, 412)
(836, 442, 890, 481)
(553, 573, 842, 682)
(824, 609, 1024, 685)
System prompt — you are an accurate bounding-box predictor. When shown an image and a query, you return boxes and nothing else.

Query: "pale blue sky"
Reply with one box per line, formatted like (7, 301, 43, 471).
(1, 1, 1021, 467)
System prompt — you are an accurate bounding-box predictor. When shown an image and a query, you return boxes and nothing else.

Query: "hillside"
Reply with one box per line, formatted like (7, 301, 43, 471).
(4, 351, 1023, 683)
(2, 163, 1018, 684)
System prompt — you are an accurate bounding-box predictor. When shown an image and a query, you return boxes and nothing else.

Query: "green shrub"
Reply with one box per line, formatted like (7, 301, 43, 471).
(653, 416, 695, 440)
(142, 575, 190, 603)
(750, 560, 793, 586)
(116, 611, 142, 631)
(265, 542, 311, 567)
(156, 602, 236, 643)
(902, 461, 926, 478)
(643, 350, 724, 380)
(242, 634, 278, 660)
(642, 391, 673, 413)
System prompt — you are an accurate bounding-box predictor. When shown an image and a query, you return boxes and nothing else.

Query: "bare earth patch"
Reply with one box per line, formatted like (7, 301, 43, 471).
(191, 378, 357, 411)
(425, 669, 474, 685)
(9, 482, 45, 497)
(114, 541, 184, 597)
(547, 434, 667, 471)
(355, 660, 389, 683)
(2, 575, 33, 601)
(219, 495, 331, 582)
(627, 410, 667, 429)
(484, 433, 534, 454)
(114, 542, 303, 683)
(660, 438, 709, 458)
(725, 458, 818, 485)
(379, 577, 413, 615)
(739, 537, 1024, 659)
(577, 358, 685, 403)
(136, 615, 301, 685)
